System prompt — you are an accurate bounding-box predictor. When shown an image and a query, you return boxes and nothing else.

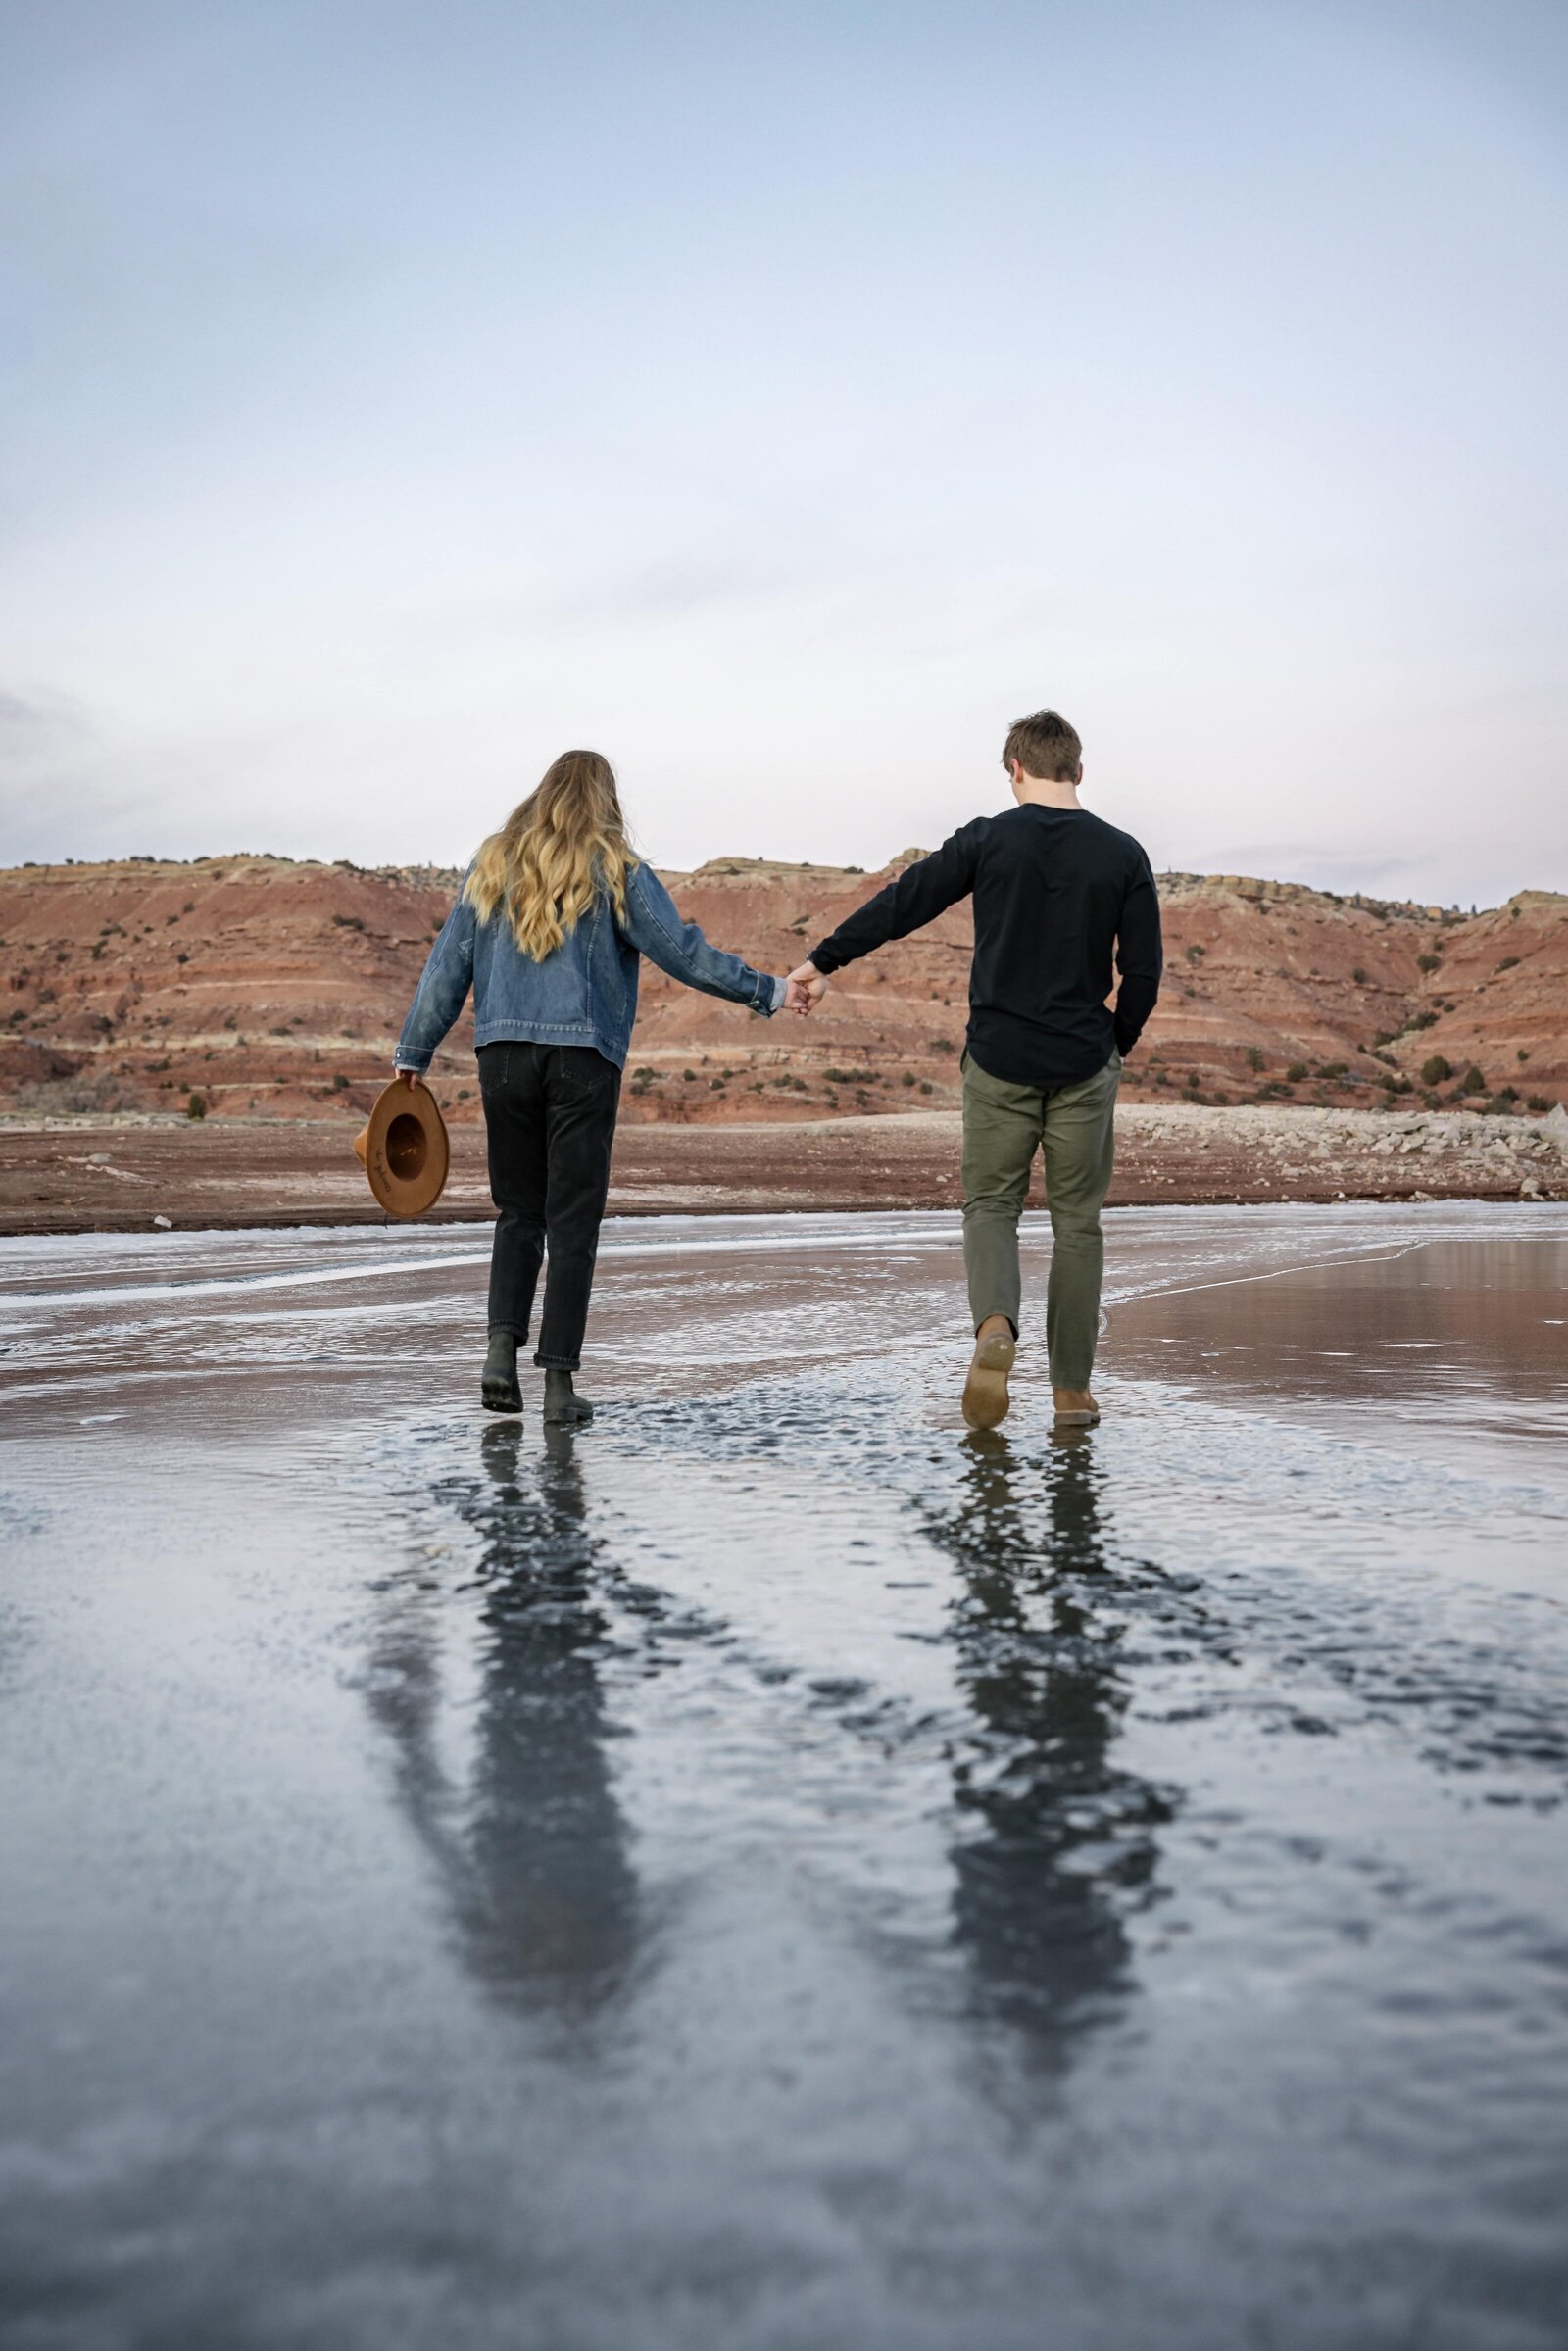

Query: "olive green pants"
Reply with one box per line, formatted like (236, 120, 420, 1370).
(960, 1049, 1120, 1390)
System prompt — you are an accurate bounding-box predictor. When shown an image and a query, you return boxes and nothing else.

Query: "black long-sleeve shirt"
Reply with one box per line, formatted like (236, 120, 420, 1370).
(809, 804, 1162, 1090)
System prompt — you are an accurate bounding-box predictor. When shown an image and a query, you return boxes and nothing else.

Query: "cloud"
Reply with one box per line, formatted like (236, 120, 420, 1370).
(0, 689, 52, 732)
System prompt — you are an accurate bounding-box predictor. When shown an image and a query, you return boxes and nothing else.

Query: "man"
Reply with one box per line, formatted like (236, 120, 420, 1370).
(789, 709, 1161, 1432)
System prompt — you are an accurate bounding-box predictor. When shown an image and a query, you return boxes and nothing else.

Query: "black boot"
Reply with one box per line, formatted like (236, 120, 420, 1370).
(543, 1367, 594, 1426)
(481, 1330, 522, 1414)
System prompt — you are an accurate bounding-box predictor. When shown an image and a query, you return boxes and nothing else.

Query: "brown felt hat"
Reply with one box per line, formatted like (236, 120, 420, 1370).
(353, 1076, 450, 1218)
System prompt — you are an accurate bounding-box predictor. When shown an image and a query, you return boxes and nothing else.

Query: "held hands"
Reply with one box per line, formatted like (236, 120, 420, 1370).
(784, 961, 830, 1017)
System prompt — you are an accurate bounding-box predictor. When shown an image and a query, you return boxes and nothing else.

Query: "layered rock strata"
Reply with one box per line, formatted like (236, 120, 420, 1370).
(2, 854, 1562, 1126)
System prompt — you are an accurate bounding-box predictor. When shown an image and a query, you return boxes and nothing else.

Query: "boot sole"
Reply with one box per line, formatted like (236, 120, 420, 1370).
(962, 1332, 1016, 1431)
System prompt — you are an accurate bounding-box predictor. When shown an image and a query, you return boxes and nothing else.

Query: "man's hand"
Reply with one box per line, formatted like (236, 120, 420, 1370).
(785, 961, 829, 1014)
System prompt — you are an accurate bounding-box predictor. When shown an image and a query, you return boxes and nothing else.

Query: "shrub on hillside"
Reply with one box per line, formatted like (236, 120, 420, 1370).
(1421, 1054, 1451, 1086)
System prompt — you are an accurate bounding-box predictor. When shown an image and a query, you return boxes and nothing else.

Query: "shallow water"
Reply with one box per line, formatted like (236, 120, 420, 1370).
(1, 1202, 1565, 2350)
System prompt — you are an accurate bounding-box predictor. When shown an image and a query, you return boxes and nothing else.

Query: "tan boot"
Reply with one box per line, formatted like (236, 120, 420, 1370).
(1053, 1387, 1100, 1428)
(962, 1315, 1016, 1431)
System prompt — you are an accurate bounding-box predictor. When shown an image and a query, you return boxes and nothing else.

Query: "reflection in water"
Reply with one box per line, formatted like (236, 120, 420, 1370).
(366, 1422, 639, 2021)
(1107, 1234, 1568, 1445)
(931, 1433, 1175, 2062)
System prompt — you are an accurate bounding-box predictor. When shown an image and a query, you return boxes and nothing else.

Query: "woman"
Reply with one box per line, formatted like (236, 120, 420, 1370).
(393, 750, 807, 1425)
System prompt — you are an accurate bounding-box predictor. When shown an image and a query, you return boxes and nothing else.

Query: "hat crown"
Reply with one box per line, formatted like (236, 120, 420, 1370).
(384, 1110, 428, 1181)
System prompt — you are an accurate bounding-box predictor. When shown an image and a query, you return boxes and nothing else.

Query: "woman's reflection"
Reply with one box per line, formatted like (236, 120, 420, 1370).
(365, 1421, 639, 2023)
(932, 1431, 1174, 2064)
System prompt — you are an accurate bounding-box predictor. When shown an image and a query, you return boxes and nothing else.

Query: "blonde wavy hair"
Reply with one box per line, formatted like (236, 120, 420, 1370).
(465, 750, 635, 960)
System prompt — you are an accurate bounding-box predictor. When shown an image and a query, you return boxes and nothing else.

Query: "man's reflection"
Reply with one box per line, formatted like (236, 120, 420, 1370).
(366, 1421, 638, 2022)
(932, 1431, 1173, 2064)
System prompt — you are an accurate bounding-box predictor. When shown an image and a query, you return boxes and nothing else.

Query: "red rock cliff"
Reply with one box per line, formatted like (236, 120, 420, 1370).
(2, 853, 1562, 1125)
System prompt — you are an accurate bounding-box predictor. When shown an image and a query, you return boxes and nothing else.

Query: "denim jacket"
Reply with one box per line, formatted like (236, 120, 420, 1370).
(394, 859, 786, 1074)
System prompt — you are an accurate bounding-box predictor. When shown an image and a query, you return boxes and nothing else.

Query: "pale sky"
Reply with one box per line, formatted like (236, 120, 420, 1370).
(2, 0, 1565, 904)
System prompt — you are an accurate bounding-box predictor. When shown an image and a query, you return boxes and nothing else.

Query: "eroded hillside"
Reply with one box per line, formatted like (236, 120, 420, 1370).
(2, 852, 1563, 1125)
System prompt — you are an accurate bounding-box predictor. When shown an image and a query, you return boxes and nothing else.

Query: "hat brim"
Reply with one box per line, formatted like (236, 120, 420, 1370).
(355, 1077, 451, 1217)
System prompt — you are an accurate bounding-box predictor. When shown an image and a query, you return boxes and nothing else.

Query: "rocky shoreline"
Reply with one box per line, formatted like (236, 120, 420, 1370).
(3, 1101, 1564, 1236)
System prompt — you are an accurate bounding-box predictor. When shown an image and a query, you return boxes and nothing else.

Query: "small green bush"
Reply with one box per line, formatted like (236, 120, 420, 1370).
(186, 1093, 207, 1120)
(1416, 953, 1442, 973)
(1285, 1061, 1308, 1083)
(1352, 966, 1367, 985)
(1245, 1046, 1265, 1072)
(1494, 955, 1519, 973)
(1421, 1053, 1450, 1086)
(1458, 1065, 1486, 1095)
(332, 1073, 350, 1090)
(1527, 1096, 1550, 1113)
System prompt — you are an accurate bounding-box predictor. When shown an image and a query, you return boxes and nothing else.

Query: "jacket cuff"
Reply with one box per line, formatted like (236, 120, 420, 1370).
(807, 940, 844, 975)
(757, 973, 786, 1015)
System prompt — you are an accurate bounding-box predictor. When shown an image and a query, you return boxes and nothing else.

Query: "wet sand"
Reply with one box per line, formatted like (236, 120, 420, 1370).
(2, 1101, 1565, 1236)
(2, 1204, 1566, 2348)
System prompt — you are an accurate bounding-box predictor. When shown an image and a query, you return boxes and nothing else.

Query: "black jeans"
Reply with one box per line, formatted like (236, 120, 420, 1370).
(478, 1042, 621, 1371)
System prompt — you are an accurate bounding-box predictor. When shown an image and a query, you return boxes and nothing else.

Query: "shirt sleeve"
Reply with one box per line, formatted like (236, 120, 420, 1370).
(617, 862, 785, 1013)
(394, 891, 477, 1072)
(808, 826, 982, 973)
(1111, 853, 1162, 1054)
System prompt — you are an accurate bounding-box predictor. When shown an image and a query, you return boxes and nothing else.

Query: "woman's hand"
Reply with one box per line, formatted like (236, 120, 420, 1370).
(395, 1066, 419, 1087)
(785, 962, 829, 1013)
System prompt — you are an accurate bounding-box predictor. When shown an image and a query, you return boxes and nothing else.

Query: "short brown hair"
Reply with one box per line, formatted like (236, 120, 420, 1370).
(1003, 709, 1082, 782)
